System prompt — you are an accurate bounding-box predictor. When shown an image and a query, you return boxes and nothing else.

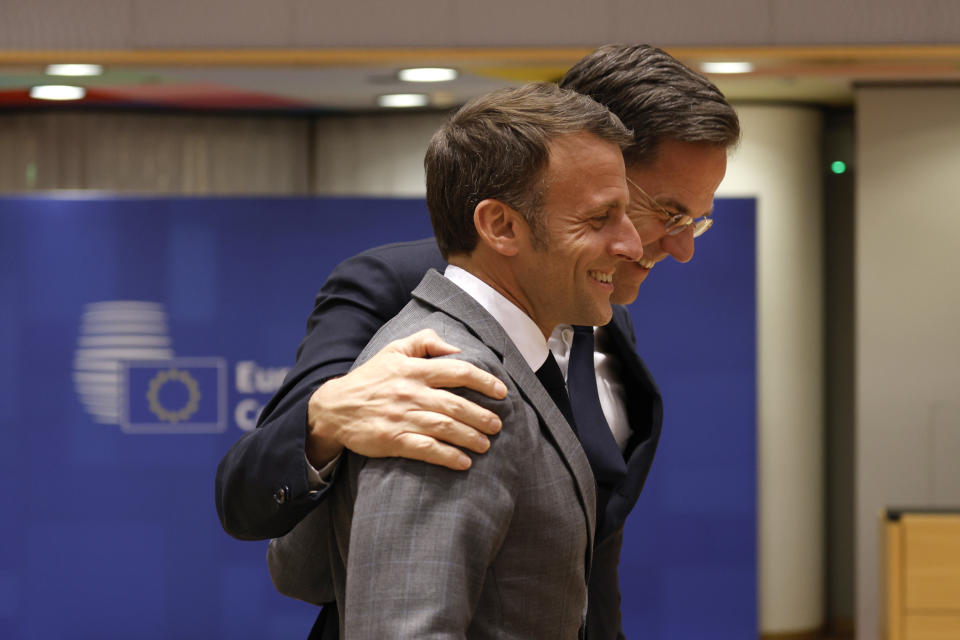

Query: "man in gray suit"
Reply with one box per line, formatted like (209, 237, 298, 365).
(306, 82, 643, 637)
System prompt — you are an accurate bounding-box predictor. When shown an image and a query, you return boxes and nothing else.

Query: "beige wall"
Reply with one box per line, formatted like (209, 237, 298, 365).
(855, 86, 960, 640)
(312, 113, 442, 196)
(719, 106, 825, 635)
(0, 112, 310, 194)
(0, 111, 444, 196)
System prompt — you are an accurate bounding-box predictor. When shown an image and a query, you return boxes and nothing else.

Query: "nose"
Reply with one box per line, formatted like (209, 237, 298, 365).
(610, 212, 644, 262)
(661, 227, 695, 263)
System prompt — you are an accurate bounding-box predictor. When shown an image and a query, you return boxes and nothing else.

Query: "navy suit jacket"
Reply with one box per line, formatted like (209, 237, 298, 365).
(215, 238, 663, 639)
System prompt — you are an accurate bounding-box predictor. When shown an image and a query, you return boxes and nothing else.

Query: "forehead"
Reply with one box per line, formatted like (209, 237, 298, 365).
(626, 140, 727, 214)
(546, 131, 623, 166)
(543, 132, 627, 198)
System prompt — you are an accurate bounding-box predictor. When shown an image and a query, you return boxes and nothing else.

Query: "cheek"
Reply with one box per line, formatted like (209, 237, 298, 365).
(632, 220, 664, 247)
(641, 239, 665, 261)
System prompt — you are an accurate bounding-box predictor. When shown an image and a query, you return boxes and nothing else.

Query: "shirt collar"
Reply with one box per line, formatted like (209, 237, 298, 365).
(443, 264, 549, 370)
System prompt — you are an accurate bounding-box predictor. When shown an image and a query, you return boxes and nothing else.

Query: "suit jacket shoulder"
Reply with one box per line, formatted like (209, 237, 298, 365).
(328, 270, 596, 638)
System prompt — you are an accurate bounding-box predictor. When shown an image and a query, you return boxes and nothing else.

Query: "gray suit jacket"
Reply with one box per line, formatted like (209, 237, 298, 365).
(270, 270, 596, 638)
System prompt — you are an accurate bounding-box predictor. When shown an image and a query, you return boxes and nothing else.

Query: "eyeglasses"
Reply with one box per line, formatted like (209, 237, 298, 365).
(625, 176, 714, 239)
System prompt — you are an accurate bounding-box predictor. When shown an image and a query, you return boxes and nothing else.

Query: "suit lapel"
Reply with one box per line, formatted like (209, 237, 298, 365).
(411, 270, 597, 567)
(599, 308, 664, 537)
(606, 311, 663, 461)
(606, 310, 662, 411)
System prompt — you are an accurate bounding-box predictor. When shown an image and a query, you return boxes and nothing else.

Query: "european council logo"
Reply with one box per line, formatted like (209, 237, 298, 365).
(73, 300, 227, 434)
(121, 358, 226, 434)
(74, 301, 175, 425)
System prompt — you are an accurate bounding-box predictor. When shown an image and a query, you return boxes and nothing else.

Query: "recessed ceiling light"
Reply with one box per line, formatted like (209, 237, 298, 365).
(45, 64, 103, 77)
(377, 93, 430, 108)
(701, 61, 754, 74)
(30, 85, 86, 101)
(398, 67, 458, 83)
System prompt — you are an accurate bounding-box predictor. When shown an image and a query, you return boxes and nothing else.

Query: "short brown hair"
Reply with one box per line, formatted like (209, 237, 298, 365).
(425, 82, 632, 259)
(560, 44, 740, 167)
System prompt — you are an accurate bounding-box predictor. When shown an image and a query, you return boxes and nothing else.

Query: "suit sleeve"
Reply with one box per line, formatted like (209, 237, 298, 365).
(215, 248, 425, 541)
(266, 500, 337, 605)
(343, 367, 527, 638)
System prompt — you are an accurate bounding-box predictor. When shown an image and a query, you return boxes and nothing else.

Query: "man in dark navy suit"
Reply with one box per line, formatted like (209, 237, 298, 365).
(216, 44, 740, 639)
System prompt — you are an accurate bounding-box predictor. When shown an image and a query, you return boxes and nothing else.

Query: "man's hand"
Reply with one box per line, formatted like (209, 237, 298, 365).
(306, 329, 508, 471)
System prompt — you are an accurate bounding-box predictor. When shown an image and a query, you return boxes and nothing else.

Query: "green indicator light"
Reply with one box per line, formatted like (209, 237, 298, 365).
(831, 160, 847, 174)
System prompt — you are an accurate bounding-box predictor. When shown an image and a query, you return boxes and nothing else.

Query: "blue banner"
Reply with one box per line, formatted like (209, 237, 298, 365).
(0, 195, 755, 639)
(624, 197, 757, 638)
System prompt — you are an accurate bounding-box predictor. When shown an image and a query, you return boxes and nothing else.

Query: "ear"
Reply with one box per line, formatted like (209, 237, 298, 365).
(473, 199, 527, 257)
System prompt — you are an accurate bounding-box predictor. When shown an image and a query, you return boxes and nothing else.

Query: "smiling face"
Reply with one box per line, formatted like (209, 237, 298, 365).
(610, 139, 728, 305)
(512, 132, 643, 335)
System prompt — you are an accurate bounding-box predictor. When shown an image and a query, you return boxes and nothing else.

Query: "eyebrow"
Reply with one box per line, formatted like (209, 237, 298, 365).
(655, 197, 713, 218)
(626, 177, 712, 218)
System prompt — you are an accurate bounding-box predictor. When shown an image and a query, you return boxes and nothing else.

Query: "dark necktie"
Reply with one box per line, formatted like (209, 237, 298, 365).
(535, 351, 576, 430)
(567, 326, 627, 489)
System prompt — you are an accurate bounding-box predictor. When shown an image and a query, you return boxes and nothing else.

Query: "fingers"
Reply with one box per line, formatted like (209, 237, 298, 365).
(405, 403, 496, 451)
(382, 330, 508, 401)
(388, 328, 462, 358)
(340, 387, 504, 466)
(390, 432, 474, 471)
(416, 387, 502, 436)
(408, 357, 508, 401)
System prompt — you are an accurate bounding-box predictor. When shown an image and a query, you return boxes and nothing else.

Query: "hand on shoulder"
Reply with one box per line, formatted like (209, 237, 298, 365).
(306, 329, 508, 470)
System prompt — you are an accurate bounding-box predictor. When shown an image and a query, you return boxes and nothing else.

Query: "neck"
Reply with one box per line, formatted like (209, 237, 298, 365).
(447, 251, 554, 339)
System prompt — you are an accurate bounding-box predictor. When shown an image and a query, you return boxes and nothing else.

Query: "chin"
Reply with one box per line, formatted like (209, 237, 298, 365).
(610, 281, 643, 305)
(590, 305, 614, 327)
(611, 269, 649, 305)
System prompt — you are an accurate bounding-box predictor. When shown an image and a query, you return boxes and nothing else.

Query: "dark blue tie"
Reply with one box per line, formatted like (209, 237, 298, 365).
(567, 326, 627, 532)
(535, 351, 576, 431)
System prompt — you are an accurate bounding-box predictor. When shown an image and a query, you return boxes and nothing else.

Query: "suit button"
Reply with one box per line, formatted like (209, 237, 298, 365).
(273, 484, 291, 505)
